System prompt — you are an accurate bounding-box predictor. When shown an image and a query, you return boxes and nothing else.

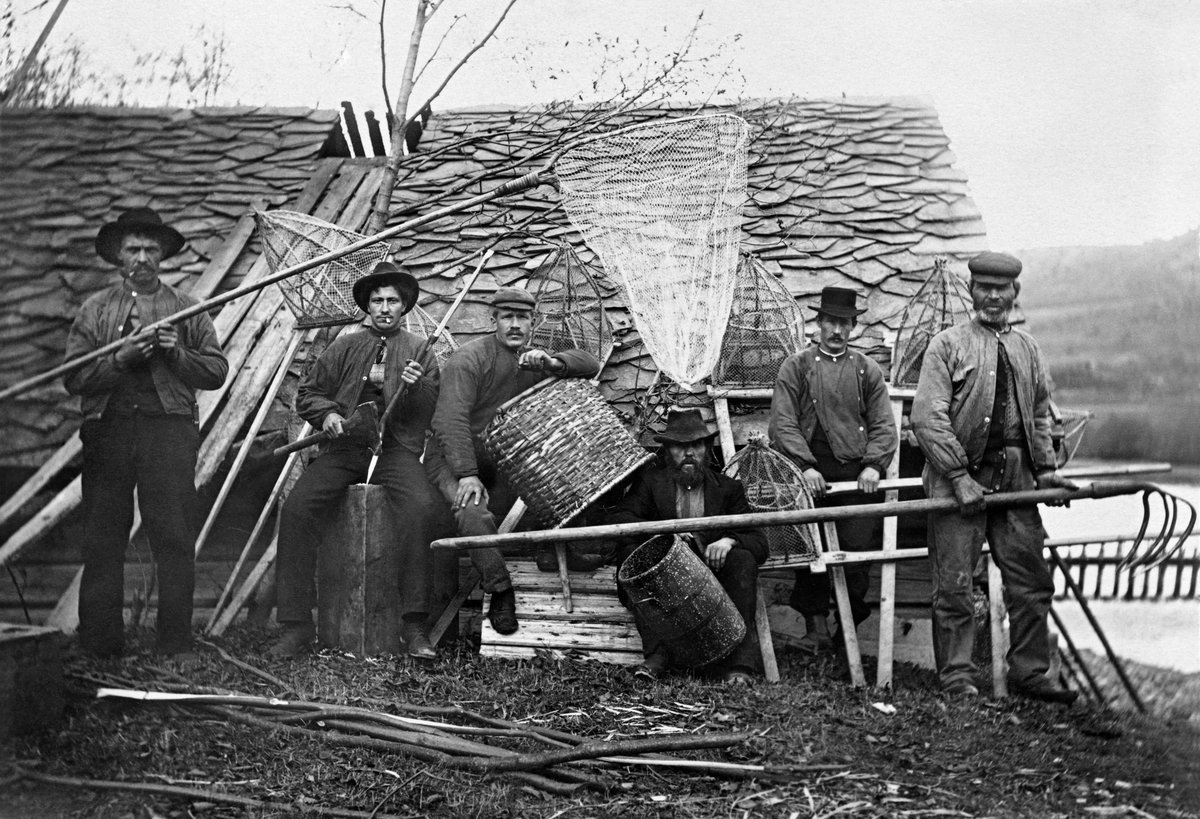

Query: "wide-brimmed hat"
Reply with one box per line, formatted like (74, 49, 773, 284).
(95, 207, 186, 266)
(352, 261, 419, 314)
(811, 286, 866, 319)
(653, 409, 716, 446)
(489, 287, 536, 311)
(968, 251, 1022, 285)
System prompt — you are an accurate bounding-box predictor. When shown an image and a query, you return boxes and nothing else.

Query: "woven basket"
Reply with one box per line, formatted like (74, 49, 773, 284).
(481, 378, 653, 528)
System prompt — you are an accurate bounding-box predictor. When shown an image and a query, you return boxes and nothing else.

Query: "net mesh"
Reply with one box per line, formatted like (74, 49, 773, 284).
(256, 209, 390, 328)
(712, 254, 807, 387)
(527, 243, 616, 364)
(724, 433, 820, 567)
(403, 303, 458, 368)
(555, 114, 750, 389)
(891, 258, 972, 387)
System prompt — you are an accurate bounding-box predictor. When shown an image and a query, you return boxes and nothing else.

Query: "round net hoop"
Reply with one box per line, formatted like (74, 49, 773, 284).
(256, 209, 390, 328)
(891, 257, 972, 387)
(554, 114, 750, 390)
(724, 433, 820, 567)
(712, 253, 807, 388)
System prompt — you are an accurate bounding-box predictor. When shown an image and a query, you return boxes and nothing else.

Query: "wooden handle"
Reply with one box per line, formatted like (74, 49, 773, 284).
(272, 430, 329, 457)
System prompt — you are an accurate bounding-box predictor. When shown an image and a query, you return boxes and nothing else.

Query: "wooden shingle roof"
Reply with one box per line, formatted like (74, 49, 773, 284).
(0, 106, 347, 467)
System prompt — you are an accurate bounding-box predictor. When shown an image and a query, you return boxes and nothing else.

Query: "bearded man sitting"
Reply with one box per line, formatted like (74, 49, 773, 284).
(610, 409, 768, 684)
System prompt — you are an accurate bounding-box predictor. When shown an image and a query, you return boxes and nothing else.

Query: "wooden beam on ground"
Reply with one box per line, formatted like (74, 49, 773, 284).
(823, 521, 866, 688)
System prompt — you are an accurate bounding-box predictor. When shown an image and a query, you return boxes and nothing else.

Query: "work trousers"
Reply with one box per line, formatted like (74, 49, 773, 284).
(790, 455, 881, 626)
(925, 446, 1055, 690)
(276, 443, 438, 623)
(618, 544, 761, 673)
(78, 414, 199, 656)
(424, 450, 514, 594)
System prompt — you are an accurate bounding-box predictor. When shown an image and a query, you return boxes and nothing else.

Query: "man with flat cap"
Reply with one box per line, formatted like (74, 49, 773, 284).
(610, 409, 768, 683)
(64, 207, 229, 661)
(768, 286, 897, 656)
(912, 251, 1078, 703)
(426, 287, 600, 635)
(270, 262, 443, 660)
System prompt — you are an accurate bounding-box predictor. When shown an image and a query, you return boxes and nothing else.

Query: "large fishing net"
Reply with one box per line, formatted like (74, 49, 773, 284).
(724, 433, 820, 567)
(526, 242, 617, 365)
(712, 254, 807, 388)
(554, 114, 750, 390)
(256, 209, 390, 328)
(891, 258, 972, 387)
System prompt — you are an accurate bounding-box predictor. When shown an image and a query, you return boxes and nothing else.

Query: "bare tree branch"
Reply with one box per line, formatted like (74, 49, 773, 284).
(413, 13, 464, 86)
(379, 0, 391, 120)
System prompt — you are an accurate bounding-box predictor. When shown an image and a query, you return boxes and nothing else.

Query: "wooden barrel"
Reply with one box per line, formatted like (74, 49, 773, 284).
(317, 484, 401, 655)
(617, 534, 746, 667)
(481, 378, 653, 528)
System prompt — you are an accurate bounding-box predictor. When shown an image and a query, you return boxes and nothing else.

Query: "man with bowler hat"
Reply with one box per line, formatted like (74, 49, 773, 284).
(912, 252, 1078, 703)
(65, 207, 228, 661)
(768, 286, 897, 655)
(269, 262, 443, 660)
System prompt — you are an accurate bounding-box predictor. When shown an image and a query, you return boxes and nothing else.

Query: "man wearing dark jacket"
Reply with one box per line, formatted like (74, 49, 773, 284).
(65, 207, 229, 661)
(611, 409, 768, 684)
(768, 287, 897, 654)
(270, 263, 442, 660)
(427, 287, 600, 635)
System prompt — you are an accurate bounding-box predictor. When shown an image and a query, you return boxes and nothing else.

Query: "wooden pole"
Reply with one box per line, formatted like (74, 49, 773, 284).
(875, 396, 905, 689)
(1, 0, 71, 105)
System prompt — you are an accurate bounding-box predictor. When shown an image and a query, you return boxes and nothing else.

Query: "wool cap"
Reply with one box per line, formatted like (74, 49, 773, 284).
(653, 408, 716, 445)
(352, 261, 419, 314)
(968, 251, 1022, 284)
(489, 287, 536, 311)
(811, 286, 866, 318)
(95, 207, 186, 266)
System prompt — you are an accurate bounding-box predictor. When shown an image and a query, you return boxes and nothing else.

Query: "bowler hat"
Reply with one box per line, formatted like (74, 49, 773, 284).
(352, 261, 419, 314)
(653, 409, 716, 446)
(968, 251, 1022, 284)
(95, 207, 186, 266)
(811, 286, 866, 319)
(490, 287, 536, 311)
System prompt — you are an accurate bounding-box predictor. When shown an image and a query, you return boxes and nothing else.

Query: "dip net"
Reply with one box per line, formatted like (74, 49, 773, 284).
(891, 258, 972, 387)
(711, 253, 807, 388)
(554, 114, 750, 390)
(403, 303, 458, 368)
(256, 209, 390, 328)
(526, 242, 616, 365)
(724, 433, 820, 567)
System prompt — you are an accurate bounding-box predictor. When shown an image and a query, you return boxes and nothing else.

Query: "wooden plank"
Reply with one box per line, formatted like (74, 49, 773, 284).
(823, 520, 867, 688)
(481, 645, 643, 665)
(712, 397, 738, 473)
(876, 396, 905, 689)
(755, 589, 780, 683)
(480, 616, 643, 653)
(189, 200, 263, 300)
(501, 563, 619, 594)
(987, 555, 1008, 697)
(508, 591, 633, 624)
(0, 433, 79, 543)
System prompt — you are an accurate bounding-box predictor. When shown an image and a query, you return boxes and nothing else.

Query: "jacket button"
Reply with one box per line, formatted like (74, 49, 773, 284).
(984, 416, 990, 423)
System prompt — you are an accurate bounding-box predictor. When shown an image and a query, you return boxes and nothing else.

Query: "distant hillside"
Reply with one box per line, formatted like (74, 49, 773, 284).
(1016, 229, 1200, 462)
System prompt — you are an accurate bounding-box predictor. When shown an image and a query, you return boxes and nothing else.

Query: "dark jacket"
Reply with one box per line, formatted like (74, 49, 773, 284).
(610, 464, 769, 565)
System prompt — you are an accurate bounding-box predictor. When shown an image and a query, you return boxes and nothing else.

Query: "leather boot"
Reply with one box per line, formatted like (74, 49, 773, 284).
(268, 622, 314, 659)
(795, 615, 834, 655)
(487, 588, 519, 635)
(402, 619, 437, 661)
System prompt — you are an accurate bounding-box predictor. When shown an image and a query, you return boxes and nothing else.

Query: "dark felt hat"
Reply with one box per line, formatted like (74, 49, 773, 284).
(489, 287, 536, 311)
(968, 251, 1022, 284)
(95, 207, 186, 266)
(811, 286, 866, 319)
(352, 261, 419, 314)
(653, 409, 716, 445)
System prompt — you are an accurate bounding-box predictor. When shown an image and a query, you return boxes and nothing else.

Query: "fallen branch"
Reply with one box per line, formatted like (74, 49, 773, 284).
(197, 639, 288, 690)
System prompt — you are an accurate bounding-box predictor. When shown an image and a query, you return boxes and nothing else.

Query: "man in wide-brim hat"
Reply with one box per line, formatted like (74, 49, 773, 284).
(769, 286, 897, 657)
(609, 409, 768, 684)
(64, 207, 229, 662)
(270, 261, 445, 660)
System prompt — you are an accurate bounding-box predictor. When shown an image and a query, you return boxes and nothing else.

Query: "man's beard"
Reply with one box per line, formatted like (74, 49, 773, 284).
(670, 456, 707, 489)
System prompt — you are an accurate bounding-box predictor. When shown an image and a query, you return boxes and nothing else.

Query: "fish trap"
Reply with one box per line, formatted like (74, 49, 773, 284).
(256, 209, 390, 328)
(724, 433, 820, 567)
(527, 242, 616, 364)
(711, 254, 807, 388)
(891, 257, 972, 387)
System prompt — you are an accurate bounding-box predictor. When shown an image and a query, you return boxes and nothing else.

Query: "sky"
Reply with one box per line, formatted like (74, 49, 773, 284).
(7, 0, 1199, 251)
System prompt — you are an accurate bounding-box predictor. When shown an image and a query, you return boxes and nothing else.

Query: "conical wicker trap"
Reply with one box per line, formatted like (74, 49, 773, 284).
(724, 433, 820, 567)
(256, 209, 391, 329)
(527, 243, 616, 364)
(891, 258, 972, 387)
(711, 254, 807, 388)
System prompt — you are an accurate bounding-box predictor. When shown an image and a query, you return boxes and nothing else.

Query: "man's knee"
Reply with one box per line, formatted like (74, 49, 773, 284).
(454, 501, 497, 537)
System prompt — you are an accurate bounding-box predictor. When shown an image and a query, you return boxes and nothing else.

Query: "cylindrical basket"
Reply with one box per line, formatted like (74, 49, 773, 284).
(481, 378, 653, 528)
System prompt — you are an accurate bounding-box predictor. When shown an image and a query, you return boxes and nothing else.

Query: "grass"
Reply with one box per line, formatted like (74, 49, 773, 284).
(3, 623, 1199, 819)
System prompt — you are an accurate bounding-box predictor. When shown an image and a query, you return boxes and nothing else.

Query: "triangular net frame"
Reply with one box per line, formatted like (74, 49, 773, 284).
(554, 114, 750, 389)
(711, 253, 807, 388)
(1051, 402, 1094, 468)
(526, 242, 616, 364)
(403, 303, 458, 369)
(891, 257, 972, 387)
(256, 209, 390, 328)
(724, 433, 820, 567)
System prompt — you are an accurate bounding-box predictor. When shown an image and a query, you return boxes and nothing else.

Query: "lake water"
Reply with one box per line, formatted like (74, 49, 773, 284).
(1040, 461, 1199, 674)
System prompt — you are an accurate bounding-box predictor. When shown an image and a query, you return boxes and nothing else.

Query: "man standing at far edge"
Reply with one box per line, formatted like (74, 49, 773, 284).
(65, 207, 228, 662)
(912, 251, 1077, 703)
(768, 287, 897, 655)
(427, 287, 600, 635)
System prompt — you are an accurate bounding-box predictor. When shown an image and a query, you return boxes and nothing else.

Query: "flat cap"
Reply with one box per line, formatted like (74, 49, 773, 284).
(489, 287, 536, 311)
(968, 251, 1022, 283)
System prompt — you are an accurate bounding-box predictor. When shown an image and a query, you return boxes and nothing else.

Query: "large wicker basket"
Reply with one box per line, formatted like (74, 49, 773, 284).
(481, 378, 653, 528)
